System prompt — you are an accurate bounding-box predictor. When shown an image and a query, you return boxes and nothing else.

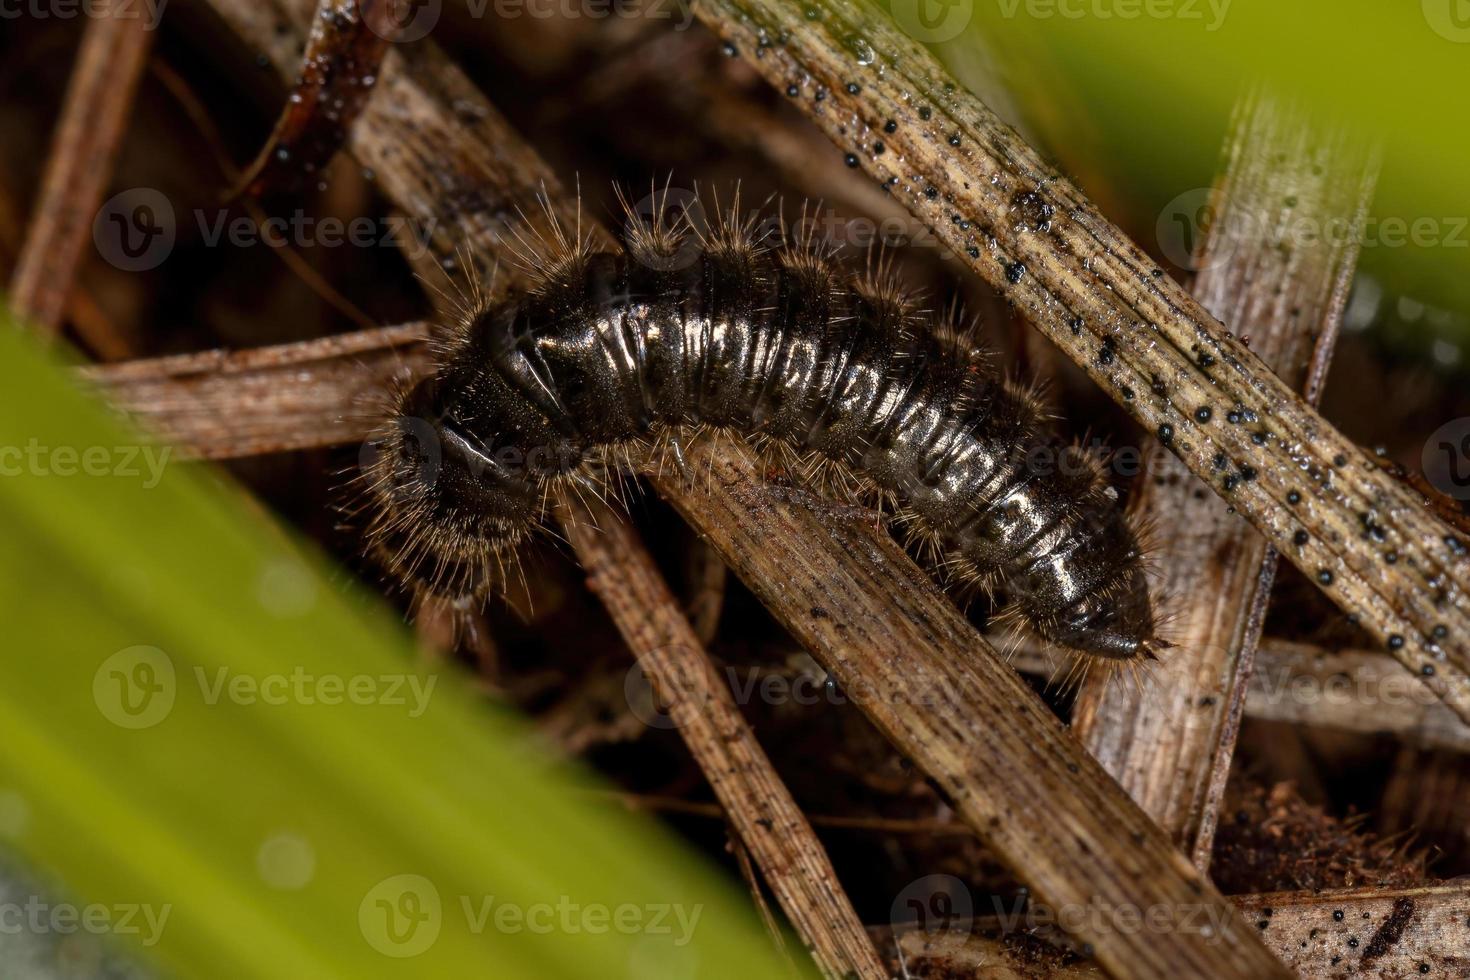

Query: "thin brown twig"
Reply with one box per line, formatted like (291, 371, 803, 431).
(79, 322, 431, 459)
(557, 494, 886, 980)
(230, 0, 398, 200)
(148, 60, 380, 331)
(0, 167, 130, 360)
(8, 2, 154, 339)
(691, 0, 1470, 721)
(1070, 91, 1380, 869)
(729, 836, 799, 974)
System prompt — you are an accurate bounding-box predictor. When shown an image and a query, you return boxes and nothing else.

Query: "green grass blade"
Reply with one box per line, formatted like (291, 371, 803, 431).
(0, 316, 799, 979)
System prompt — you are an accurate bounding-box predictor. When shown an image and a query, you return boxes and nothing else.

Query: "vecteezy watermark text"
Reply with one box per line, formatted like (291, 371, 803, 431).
(1158, 188, 1470, 273)
(0, 897, 171, 947)
(994, 0, 1231, 30)
(94, 188, 438, 272)
(358, 875, 703, 958)
(0, 0, 167, 29)
(0, 440, 170, 488)
(362, 0, 695, 43)
(987, 892, 1240, 942)
(889, 874, 1241, 950)
(93, 647, 438, 730)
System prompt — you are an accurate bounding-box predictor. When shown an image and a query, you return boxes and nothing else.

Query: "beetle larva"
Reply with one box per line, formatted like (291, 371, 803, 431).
(359, 195, 1162, 662)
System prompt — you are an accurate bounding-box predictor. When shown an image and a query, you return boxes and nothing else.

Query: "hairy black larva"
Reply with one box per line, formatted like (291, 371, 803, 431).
(357, 194, 1163, 663)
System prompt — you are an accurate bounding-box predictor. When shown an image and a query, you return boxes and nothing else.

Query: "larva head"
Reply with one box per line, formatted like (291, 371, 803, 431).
(359, 377, 537, 603)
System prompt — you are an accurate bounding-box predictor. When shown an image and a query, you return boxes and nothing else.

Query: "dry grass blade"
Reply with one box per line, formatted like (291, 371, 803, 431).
(557, 495, 886, 980)
(1012, 635, 1470, 755)
(1070, 92, 1380, 868)
(690, 0, 1470, 721)
(78, 323, 431, 459)
(1234, 883, 1470, 977)
(0, 173, 129, 360)
(8, 2, 153, 337)
(1242, 639, 1470, 753)
(646, 438, 1288, 980)
(871, 881, 1470, 979)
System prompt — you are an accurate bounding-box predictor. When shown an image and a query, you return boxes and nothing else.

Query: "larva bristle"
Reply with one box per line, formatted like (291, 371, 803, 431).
(615, 179, 691, 272)
(892, 505, 949, 572)
(1051, 441, 1114, 503)
(1000, 374, 1055, 430)
(417, 242, 495, 363)
(504, 185, 595, 291)
(700, 184, 769, 256)
(852, 247, 919, 334)
(775, 199, 844, 280)
(776, 242, 839, 297)
(353, 185, 1166, 671)
(928, 299, 990, 372)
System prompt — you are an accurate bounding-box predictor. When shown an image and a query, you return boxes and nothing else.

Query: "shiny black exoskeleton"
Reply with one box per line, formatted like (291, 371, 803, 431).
(367, 233, 1157, 660)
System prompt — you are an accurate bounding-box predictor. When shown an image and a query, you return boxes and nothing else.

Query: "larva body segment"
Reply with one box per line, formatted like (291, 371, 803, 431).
(364, 211, 1159, 662)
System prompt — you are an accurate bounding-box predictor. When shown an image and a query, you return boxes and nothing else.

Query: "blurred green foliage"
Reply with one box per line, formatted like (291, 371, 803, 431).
(934, 0, 1470, 353)
(0, 318, 797, 978)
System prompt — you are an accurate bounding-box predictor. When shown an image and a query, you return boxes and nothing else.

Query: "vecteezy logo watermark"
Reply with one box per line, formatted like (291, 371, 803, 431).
(624, 660, 682, 731)
(993, 0, 1231, 30)
(360, 875, 442, 958)
(359, 419, 600, 498)
(0, 897, 171, 947)
(1424, 417, 1470, 501)
(890, 875, 973, 949)
(363, 0, 442, 42)
(0, 439, 171, 487)
(891, 0, 973, 42)
(1156, 188, 1231, 272)
(624, 187, 706, 271)
(94, 188, 438, 272)
(94, 188, 175, 273)
(0, 0, 168, 30)
(93, 646, 177, 730)
(93, 648, 439, 728)
(1423, 0, 1470, 42)
(358, 876, 704, 958)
